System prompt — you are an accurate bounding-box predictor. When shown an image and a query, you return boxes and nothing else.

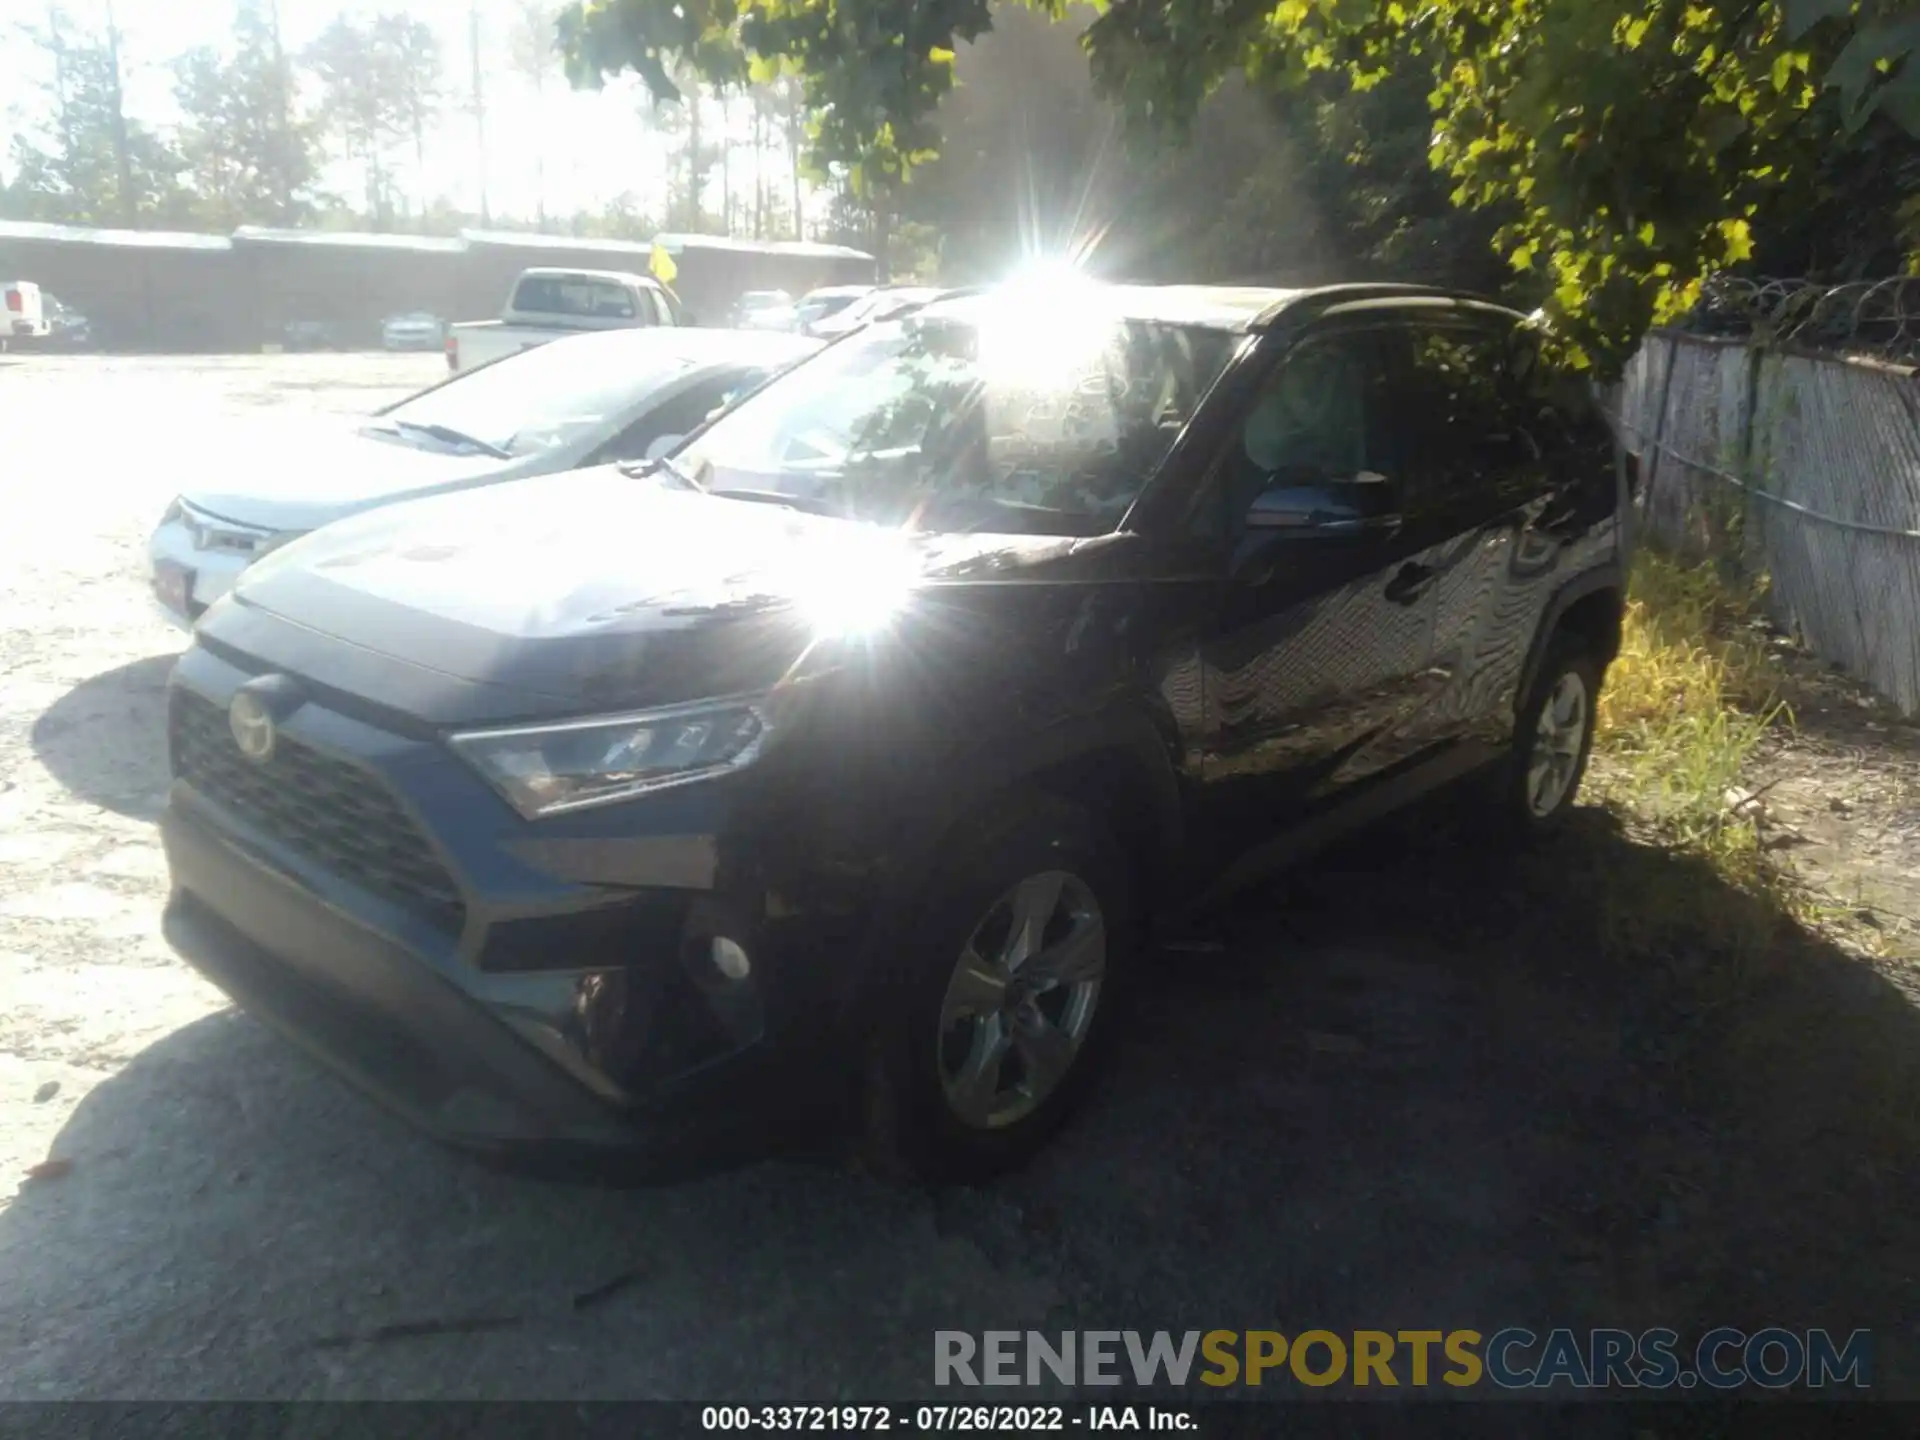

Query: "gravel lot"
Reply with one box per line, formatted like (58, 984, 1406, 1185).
(1, 353, 1915, 1411)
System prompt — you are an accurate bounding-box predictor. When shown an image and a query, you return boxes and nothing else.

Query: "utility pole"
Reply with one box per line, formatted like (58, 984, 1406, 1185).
(783, 82, 803, 241)
(103, 0, 136, 227)
(720, 90, 732, 235)
(267, 0, 290, 219)
(470, 2, 490, 225)
(686, 75, 703, 232)
(46, 5, 73, 168)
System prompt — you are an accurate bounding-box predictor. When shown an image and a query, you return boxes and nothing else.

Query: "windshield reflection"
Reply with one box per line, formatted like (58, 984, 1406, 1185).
(674, 293, 1236, 536)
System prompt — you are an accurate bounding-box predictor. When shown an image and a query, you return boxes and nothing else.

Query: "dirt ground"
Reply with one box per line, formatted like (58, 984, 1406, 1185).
(1, 353, 1916, 1412)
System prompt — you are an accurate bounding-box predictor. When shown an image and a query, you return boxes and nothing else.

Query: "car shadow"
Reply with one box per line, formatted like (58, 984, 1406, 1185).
(3, 798, 1915, 1404)
(28, 655, 178, 821)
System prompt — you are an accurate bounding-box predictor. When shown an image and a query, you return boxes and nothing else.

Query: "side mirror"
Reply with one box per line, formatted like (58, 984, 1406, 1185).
(644, 433, 685, 462)
(1246, 469, 1398, 536)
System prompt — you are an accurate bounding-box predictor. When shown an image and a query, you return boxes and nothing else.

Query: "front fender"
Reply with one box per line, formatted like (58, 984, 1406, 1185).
(827, 692, 1187, 1023)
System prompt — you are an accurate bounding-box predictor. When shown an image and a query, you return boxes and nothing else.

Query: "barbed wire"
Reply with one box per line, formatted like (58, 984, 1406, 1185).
(1672, 274, 1920, 363)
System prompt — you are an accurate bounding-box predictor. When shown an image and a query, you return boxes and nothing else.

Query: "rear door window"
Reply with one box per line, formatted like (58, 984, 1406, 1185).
(1382, 315, 1539, 526)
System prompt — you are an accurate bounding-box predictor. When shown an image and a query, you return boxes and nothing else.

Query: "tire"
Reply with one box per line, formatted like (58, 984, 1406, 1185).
(861, 794, 1134, 1185)
(1500, 641, 1603, 834)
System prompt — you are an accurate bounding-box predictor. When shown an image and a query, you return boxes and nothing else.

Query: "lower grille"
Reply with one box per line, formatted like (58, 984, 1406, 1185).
(169, 688, 466, 935)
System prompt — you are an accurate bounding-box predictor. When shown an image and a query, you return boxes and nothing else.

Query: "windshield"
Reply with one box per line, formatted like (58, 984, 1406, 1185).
(382, 336, 696, 457)
(674, 292, 1237, 536)
(798, 290, 866, 324)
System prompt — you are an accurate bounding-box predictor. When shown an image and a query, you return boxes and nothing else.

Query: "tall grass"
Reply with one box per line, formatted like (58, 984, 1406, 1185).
(1582, 551, 1802, 969)
(1593, 552, 1786, 847)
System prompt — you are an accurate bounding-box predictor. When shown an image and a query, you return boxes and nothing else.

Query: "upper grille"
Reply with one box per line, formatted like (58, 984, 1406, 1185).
(170, 688, 466, 935)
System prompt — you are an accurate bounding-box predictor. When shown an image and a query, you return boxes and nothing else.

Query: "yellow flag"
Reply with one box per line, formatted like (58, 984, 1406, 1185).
(649, 242, 678, 285)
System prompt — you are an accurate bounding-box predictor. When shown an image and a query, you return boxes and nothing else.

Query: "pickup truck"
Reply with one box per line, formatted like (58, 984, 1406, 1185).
(446, 267, 680, 372)
(4, 281, 50, 347)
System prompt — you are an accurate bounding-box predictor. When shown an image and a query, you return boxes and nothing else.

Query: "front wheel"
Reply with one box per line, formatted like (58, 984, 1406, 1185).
(862, 795, 1132, 1185)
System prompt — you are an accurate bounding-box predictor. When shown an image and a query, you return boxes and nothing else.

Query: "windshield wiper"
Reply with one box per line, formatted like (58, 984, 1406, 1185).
(618, 454, 701, 489)
(711, 488, 843, 517)
(378, 420, 513, 459)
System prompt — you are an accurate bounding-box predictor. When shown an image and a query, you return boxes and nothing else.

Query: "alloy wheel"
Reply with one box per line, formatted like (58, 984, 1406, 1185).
(1527, 669, 1590, 818)
(935, 869, 1106, 1130)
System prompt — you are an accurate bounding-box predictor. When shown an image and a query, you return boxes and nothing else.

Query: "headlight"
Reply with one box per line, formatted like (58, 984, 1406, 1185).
(449, 696, 772, 819)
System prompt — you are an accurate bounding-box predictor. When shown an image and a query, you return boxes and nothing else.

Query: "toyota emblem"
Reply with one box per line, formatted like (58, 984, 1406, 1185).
(229, 691, 276, 763)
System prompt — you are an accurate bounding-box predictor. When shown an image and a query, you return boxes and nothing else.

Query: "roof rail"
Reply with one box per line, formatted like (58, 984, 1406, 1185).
(1250, 282, 1505, 329)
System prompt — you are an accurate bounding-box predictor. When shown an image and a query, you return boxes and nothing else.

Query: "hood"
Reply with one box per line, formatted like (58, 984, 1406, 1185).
(220, 466, 1089, 714)
(175, 414, 534, 533)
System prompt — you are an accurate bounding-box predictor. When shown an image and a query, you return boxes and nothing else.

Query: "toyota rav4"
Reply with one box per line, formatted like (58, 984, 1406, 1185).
(159, 279, 1629, 1183)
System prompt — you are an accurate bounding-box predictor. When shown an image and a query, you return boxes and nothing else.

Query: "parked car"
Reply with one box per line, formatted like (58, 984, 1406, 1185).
(157, 280, 1627, 1183)
(805, 284, 944, 341)
(447, 268, 679, 372)
(381, 311, 446, 351)
(792, 284, 873, 335)
(282, 319, 340, 351)
(3, 280, 49, 346)
(42, 293, 94, 349)
(147, 327, 817, 626)
(729, 289, 796, 330)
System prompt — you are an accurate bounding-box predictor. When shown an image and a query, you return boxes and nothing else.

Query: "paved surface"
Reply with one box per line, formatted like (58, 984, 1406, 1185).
(0, 354, 1915, 1407)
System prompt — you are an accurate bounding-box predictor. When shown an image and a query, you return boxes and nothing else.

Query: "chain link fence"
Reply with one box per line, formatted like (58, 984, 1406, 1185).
(1609, 315, 1920, 716)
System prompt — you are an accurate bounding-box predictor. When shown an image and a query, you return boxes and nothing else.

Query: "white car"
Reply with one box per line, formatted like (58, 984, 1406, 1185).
(148, 327, 819, 628)
(381, 311, 445, 351)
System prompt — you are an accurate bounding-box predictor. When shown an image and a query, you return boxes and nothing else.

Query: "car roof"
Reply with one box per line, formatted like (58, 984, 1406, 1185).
(802, 285, 873, 300)
(516, 267, 653, 286)
(526, 326, 821, 370)
(915, 281, 1516, 334)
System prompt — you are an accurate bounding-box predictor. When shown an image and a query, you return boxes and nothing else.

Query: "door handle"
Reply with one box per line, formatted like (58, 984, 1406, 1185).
(1384, 561, 1435, 605)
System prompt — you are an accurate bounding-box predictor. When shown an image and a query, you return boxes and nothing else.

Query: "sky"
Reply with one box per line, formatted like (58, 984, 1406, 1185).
(0, 0, 777, 226)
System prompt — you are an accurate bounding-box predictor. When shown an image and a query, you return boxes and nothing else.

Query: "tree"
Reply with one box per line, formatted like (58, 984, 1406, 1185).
(374, 12, 443, 212)
(305, 12, 443, 228)
(468, 2, 490, 224)
(889, 7, 1500, 293)
(172, 1, 324, 227)
(507, 1, 564, 227)
(556, 0, 1920, 374)
(5, 4, 189, 227)
(648, 59, 721, 231)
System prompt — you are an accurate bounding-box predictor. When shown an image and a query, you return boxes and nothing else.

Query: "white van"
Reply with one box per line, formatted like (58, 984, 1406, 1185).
(4, 281, 49, 344)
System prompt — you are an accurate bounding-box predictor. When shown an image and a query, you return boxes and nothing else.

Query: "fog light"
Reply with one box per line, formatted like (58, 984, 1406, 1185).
(711, 936, 751, 981)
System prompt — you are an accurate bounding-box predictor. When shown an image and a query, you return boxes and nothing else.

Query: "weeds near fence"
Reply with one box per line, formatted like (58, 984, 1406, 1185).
(1571, 549, 1920, 1172)
(1595, 551, 1784, 833)
(1582, 550, 1810, 971)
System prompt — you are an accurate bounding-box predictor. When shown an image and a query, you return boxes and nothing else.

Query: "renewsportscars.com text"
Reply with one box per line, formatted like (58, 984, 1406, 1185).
(934, 1328, 1871, 1391)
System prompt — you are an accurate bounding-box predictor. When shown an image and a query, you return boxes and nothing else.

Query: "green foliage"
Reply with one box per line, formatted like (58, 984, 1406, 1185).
(556, 0, 1920, 377)
(1788, 0, 1920, 134)
(6, 5, 192, 227)
(558, 0, 989, 192)
(304, 11, 444, 227)
(171, 2, 325, 228)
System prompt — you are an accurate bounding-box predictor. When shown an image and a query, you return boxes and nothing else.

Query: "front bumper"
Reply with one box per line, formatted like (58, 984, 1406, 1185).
(147, 517, 254, 625)
(158, 648, 858, 1174)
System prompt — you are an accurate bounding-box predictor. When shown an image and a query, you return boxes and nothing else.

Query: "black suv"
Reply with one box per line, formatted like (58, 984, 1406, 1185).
(160, 281, 1627, 1183)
